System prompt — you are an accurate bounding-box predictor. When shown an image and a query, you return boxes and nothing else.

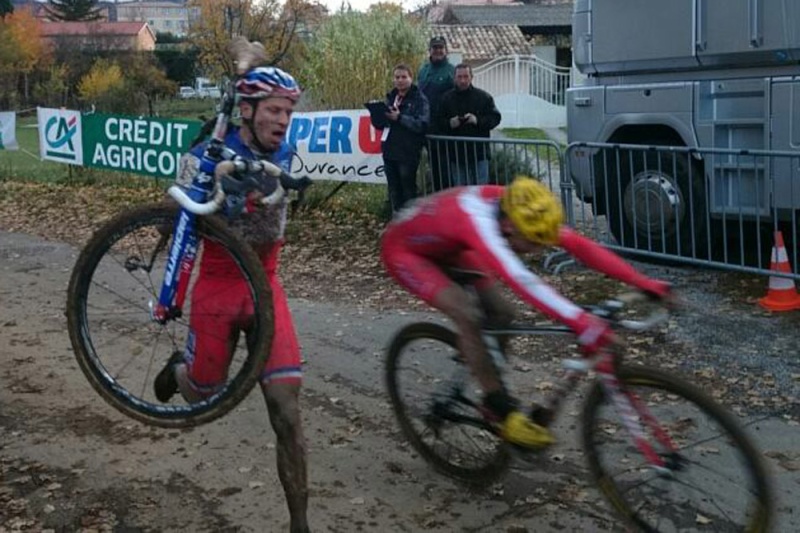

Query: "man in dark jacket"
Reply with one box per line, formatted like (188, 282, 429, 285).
(370, 63, 430, 214)
(439, 63, 502, 186)
(418, 36, 455, 190)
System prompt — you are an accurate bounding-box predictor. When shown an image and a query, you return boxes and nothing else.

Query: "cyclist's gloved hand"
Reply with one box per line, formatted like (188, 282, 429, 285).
(223, 193, 247, 218)
(574, 312, 616, 355)
(278, 172, 313, 193)
(292, 175, 313, 192)
(640, 280, 679, 309)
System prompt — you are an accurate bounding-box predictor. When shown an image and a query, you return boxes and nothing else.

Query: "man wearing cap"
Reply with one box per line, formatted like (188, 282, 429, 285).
(418, 36, 456, 191)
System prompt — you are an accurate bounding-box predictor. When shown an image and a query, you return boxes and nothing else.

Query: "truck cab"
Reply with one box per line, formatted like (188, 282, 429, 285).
(567, 0, 800, 256)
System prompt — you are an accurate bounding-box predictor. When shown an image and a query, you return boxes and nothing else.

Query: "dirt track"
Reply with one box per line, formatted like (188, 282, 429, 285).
(2, 229, 800, 532)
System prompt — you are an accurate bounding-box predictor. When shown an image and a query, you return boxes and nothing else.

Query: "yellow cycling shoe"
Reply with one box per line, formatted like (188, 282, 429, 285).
(499, 410, 556, 449)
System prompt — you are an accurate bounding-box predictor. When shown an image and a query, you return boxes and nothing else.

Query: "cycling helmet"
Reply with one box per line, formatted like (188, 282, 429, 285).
(500, 176, 563, 245)
(235, 66, 301, 102)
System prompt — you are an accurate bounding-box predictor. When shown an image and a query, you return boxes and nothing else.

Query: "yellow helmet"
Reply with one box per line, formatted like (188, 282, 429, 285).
(500, 176, 563, 245)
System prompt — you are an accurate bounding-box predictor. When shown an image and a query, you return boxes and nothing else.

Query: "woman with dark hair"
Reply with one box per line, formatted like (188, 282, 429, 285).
(370, 63, 430, 214)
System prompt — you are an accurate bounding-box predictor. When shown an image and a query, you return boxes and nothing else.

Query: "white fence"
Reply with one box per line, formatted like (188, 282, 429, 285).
(473, 54, 571, 129)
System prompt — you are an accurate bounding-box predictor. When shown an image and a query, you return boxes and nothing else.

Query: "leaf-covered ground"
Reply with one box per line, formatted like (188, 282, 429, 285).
(0, 180, 666, 313)
(2, 180, 800, 532)
(2, 180, 797, 422)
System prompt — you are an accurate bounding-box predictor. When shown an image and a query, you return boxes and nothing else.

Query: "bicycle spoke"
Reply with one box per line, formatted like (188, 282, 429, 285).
(386, 323, 509, 485)
(583, 367, 772, 532)
(67, 204, 272, 427)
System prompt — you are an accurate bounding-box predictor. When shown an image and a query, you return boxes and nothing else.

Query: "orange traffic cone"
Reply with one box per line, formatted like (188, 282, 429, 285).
(758, 231, 800, 312)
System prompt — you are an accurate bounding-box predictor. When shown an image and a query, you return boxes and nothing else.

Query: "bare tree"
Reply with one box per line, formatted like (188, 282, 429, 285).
(46, 0, 104, 22)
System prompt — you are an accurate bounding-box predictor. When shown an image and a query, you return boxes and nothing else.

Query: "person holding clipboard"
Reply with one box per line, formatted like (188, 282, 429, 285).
(367, 63, 429, 215)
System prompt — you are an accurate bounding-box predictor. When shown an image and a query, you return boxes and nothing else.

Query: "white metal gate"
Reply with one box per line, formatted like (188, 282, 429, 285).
(472, 54, 571, 129)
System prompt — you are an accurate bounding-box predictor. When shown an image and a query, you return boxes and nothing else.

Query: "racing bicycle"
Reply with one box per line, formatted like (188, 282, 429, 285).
(65, 78, 310, 429)
(385, 270, 773, 531)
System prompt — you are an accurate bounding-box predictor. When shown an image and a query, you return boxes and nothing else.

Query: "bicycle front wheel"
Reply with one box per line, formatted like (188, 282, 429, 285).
(66, 203, 273, 428)
(385, 322, 510, 486)
(582, 366, 773, 532)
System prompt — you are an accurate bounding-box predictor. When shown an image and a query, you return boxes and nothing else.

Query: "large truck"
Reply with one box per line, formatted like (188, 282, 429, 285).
(567, 0, 800, 256)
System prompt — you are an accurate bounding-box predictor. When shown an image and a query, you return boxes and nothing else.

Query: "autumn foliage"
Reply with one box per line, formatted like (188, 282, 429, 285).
(301, 7, 428, 110)
(187, 0, 324, 81)
(0, 8, 49, 106)
(78, 59, 124, 102)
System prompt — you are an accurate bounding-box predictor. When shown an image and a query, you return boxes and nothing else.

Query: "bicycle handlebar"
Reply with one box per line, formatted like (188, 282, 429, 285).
(167, 158, 313, 216)
(167, 184, 226, 215)
(588, 291, 671, 332)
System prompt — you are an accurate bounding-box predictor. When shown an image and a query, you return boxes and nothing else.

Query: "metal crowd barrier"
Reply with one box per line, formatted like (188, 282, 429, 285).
(422, 134, 564, 195)
(565, 142, 800, 280)
(417, 136, 799, 281)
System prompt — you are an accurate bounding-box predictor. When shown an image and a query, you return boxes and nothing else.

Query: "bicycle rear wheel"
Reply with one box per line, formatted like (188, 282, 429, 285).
(385, 322, 510, 485)
(66, 203, 273, 428)
(582, 366, 772, 532)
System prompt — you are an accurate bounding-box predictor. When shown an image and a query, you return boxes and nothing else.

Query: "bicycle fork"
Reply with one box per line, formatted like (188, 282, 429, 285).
(596, 358, 680, 475)
(150, 209, 199, 324)
(426, 360, 475, 430)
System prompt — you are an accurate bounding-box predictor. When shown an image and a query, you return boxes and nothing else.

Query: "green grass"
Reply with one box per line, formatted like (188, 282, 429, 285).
(155, 98, 219, 121)
(302, 180, 387, 219)
(497, 127, 564, 168)
(0, 125, 62, 180)
(0, 119, 172, 188)
(0, 98, 214, 185)
(501, 128, 552, 142)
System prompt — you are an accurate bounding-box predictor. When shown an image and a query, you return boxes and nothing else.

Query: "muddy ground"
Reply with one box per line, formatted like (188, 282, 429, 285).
(1, 182, 799, 532)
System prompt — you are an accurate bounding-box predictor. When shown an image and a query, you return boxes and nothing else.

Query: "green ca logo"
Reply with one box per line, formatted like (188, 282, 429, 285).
(45, 115, 78, 160)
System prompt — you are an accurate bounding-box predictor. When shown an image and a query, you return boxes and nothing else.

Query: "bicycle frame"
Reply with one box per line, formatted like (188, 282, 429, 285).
(388, 293, 772, 528)
(150, 84, 236, 324)
(473, 324, 680, 472)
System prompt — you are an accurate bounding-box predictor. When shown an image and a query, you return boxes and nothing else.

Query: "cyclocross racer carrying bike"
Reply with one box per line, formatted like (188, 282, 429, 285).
(380, 177, 672, 449)
(154, 66, 310, 532)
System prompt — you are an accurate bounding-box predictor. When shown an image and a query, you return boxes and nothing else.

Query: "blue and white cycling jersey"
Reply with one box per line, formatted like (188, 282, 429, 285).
(177, 126, 296, 247)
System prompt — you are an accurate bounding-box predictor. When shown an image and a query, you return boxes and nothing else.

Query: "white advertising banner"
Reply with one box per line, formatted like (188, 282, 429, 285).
(37, 107, 84, 165)
(0, 111, 19, 150)
(287, 109, 385, 184)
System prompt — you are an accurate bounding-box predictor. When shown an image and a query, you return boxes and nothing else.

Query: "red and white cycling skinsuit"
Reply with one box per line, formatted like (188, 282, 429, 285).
(381, 186, 668, 349)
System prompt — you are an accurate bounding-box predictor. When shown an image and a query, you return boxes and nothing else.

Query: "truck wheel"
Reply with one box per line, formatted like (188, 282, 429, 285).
(603, 146, 710, 258)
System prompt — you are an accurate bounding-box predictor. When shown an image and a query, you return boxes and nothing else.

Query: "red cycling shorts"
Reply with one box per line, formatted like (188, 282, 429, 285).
(381, 226, 494, 306)
(183, 240, 301, 395)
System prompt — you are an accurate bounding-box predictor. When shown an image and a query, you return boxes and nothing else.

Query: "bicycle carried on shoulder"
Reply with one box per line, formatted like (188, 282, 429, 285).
(65, 79, 311, 429)
(385, 270, 773, 531)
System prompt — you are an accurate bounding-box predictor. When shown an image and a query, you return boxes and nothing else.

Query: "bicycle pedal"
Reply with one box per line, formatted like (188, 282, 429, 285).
(528, 404, 554, 426)
(510, 444, 546, 462)
(478, 405, 503, 425)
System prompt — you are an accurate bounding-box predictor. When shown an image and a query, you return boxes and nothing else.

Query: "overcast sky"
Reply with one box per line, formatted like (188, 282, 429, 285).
(32, 0, 418, 17)
(319, 0, 412, 13)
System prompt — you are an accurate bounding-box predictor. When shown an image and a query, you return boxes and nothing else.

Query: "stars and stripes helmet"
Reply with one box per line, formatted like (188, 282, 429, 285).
(235, 66, 301, 102)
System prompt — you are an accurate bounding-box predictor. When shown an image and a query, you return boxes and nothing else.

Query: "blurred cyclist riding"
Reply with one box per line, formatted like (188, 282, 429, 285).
(381, 177, 671, 449)
(154, 61, 311, 532)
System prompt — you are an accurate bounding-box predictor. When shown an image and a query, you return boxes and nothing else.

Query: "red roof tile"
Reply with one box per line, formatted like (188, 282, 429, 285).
(40, 21, 149, 37)
(429, 24, 533, 62)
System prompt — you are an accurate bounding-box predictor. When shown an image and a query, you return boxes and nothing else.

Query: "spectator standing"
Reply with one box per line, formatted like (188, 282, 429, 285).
(370, 64, 430, 214)
(417, 36, 455, 190)
(439, 63, 502, 186)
